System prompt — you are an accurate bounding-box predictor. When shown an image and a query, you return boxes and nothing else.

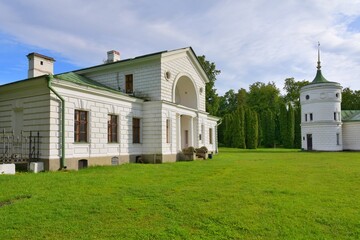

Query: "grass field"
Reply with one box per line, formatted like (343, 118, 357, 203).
(1, 148, 360, 239)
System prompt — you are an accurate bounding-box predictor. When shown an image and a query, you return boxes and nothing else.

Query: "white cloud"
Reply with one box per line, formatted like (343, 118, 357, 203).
(1, 0, 360, 94)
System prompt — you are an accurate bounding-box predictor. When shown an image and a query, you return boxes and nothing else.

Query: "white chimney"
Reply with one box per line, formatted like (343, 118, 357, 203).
(106, 50, 120, 63)
(27, 53, 55, 78)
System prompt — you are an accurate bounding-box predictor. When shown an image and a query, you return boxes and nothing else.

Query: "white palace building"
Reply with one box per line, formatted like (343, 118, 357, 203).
(300, 48, 360, 151)
(0, 47, 220, 171)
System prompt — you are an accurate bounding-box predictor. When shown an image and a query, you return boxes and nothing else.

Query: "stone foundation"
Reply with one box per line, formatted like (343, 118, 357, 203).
(43, 153, 179, 171)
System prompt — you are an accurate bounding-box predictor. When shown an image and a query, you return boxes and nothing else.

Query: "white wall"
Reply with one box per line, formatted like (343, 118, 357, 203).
(161, 51, 206, 112)
(84, 58, 162, 101)
(50, 80, 144, 164)
(301, 124, 342, 151)
(0, 77, 51, 159)
(343, 122, 360, 150)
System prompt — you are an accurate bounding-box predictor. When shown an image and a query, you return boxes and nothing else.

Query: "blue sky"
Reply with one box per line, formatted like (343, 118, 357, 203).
(1, 0, 360, 95)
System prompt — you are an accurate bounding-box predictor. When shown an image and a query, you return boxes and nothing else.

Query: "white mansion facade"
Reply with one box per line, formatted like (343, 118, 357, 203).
(0, 47, 220, 170)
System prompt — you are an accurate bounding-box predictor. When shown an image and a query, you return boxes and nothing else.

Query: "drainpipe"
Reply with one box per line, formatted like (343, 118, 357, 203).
(47, 75, 66, 169)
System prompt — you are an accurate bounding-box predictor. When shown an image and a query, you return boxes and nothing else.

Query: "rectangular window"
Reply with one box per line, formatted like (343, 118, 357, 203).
(166, 119, 170, 143)
(108, 114, 118, 143)
(185, 130, 189, 145)
(334, 112, 337, 121)
(125, 74, 133, 94)
(133, 118, 140, 143)
(336, 133, 340, 145)
(305, 114, 308, 122)
(310, 113, 313, 121)
(209, 128, 213, 144)
(74, 110, 88, 142)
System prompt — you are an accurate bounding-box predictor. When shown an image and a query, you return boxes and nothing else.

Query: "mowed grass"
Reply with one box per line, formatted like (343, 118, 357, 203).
(1, 149, 360, 239)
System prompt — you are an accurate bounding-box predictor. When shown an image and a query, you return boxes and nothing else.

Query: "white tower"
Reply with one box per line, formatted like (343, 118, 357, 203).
(300, 44, 343, 151)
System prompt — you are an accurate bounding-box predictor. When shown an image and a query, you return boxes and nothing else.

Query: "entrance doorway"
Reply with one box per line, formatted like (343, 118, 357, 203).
(307, 134, 313, 150)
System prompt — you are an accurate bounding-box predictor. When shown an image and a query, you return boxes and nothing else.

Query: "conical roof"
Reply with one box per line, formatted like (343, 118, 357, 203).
(309, 43, 337, 85)
(312, 69, 329, 83)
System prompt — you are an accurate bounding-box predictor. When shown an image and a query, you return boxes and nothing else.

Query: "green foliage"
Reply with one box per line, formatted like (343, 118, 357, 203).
(245, 108, 258, 149)
(197, 55, 220, 116)
(285, 104, 295, 148)
(261, 109, 275, 147)
(218, 89, 238, 116)
(232, 108, 246, 148)
(222, 114, 233, 147)
(342, 87, 360, 110)
(294, 107, 302, 148)
(1, 150, 360, 239)
(247, 81, 280, 114)
(283, 78, 309, 108)
(279, 102, 288, 146)
(237, 88, 247, 108)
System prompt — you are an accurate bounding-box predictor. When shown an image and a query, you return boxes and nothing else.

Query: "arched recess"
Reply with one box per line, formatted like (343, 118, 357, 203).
(172, 73, 199, 110)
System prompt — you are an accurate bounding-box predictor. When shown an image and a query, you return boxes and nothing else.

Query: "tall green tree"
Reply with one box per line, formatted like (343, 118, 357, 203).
(279, 102, 288, 146)
(294, 107, 302, 148)
(247, 81, 280, 114)
(233, 107, 246, 148)
(283, 78, 309, 108)
(261, 109, 275, 147)
(342, 87, 360, 110)
(197, 55, 221, 116)
(245, 108, 258, 149)
(285, 104, 295, 148)
(223, 114, 233, 147)
(237, 88, 248, 109)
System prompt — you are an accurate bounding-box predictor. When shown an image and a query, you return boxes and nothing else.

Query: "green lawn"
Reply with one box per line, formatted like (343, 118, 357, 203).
(1, 148, 360, 239)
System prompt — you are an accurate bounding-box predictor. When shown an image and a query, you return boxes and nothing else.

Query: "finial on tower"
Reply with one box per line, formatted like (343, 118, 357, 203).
(317, 42, 321, 70)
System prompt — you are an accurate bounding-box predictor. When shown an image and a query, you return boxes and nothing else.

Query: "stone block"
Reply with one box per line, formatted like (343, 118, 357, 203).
(30, 162, 44, 173)
(0, 164, 16, 175)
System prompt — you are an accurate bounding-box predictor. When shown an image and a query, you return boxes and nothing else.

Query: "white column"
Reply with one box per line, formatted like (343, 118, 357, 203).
(190, 116, 193, 147)
(177, 114, 181, 151)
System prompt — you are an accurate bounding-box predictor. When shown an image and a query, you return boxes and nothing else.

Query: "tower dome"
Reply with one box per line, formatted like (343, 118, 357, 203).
(300, 43, 342, 151)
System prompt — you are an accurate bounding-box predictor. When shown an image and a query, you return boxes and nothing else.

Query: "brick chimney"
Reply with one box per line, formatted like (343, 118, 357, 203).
(27, 53, 55, 78)
(106, 50, 120, 63)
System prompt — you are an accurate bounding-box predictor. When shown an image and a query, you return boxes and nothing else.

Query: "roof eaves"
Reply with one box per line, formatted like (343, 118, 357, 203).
(74, 50, 166, 74)
(54, 72, 124, 95)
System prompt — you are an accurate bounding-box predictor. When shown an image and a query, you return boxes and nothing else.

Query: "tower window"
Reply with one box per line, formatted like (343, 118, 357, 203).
(334, 112, 337, 121)
(306, 95, 310, 100)
(310, 113, 313, 121)
(305, 114, 308, 122)
(336, 133, 340, 145)
(336, 93, 339, 98)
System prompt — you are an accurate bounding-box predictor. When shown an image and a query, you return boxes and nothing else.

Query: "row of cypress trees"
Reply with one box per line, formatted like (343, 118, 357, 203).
(219, 103, 300, 149)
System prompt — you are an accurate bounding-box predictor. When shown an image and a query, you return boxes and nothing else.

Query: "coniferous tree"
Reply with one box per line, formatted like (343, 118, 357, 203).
(294, 107, 302, 148)
(285, 104, 295, 148)
(279, 102, 288, 146)
(245, 108, 258, 149)
(262, 109, 275, 147)
(223, 114, 232, 147)
(233, 108, 246, 148)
